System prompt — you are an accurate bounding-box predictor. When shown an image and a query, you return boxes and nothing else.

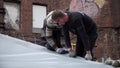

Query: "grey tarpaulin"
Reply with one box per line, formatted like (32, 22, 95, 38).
(0, 34, 114, 68)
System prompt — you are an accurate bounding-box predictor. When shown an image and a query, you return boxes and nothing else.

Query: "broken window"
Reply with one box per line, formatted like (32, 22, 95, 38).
(4, 2, 20, 31)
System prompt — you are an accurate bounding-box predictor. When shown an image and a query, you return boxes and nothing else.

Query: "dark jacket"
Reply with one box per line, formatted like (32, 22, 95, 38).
(63, 12, 97, 51)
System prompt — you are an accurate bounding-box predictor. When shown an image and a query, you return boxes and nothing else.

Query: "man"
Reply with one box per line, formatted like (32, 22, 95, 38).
(51, 10, 98, 60)
(43, 11, 70, 54)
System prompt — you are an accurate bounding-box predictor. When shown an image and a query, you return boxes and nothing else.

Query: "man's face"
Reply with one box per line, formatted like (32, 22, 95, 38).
(56, 15, 67, 26)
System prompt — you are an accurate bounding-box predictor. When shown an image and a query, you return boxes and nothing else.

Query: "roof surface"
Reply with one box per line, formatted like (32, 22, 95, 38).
(0, 34, 114, 68)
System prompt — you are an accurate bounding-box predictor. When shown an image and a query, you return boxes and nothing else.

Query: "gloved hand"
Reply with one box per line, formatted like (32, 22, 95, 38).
(56, 48, 69, 54)
(69, 50, 76, 57)
(84, 53, 92, 60)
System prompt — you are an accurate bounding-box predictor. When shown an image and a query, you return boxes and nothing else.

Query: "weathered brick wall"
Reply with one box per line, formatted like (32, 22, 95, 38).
(94, 0, 120, 60)
(20, 0, 32, 35)
(110, 0, 120, 28)
(0, 0, 3, 21)
(0, 0, 4, 32)
(94, 28, 119, 60)
(58, 0, 71, 11)
(1, 0, 33, 41)
(0, 0, 3, 22)
(69, 0, 120, 60)
(95, 0, 113, 27)
(32, 0, 71, 12)
(0, 0, 3, 8)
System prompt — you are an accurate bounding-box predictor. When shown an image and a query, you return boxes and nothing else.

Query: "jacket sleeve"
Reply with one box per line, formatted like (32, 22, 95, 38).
(62, 24, 71, 48)
(75, 19, 91, 51)
(46, 37, 57, 50)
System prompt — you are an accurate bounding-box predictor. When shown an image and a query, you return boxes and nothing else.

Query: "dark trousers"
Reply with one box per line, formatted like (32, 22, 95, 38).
(76, 34, 98, 58)
(45, 30, 62, 51)
(52, 30, 62, 48)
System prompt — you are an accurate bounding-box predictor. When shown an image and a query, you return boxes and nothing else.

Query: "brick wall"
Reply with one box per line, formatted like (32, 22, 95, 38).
(0, 0, 3, 22)
(95, 0, 113, 27)
(94, 28, 119, 60)
(94, 0, 120, 60)
(32, 0, 71, 12)
(0, 0, 5, 32)
(0, 0, 3, 7)
(110, 0, 120, 27)
(20, 0, 32, 35)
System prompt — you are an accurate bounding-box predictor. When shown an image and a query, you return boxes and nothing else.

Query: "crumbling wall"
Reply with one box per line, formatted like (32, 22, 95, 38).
(94, 28, 119, 60)
(0, 0, 5, 32)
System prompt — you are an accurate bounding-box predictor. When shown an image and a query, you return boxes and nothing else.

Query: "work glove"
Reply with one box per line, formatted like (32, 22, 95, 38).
(56, 48, 69, 54)
(84, 53, 92, 60)
(69, 50, 76, 57)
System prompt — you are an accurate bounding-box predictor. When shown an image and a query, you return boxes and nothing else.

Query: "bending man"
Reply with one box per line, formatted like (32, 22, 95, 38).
(51, 10, 98, 60)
